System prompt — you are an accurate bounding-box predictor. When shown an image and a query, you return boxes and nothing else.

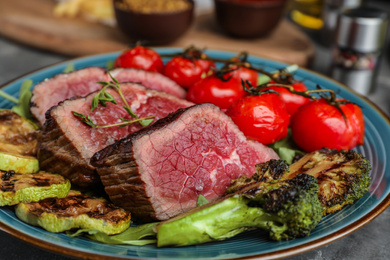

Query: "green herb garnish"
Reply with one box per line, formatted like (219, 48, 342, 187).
(73, 73, 154, 128)
(63, 63, 75, 73)
(196, 195, 209, 207)
(269, 130, 304, 164)
(0, 79, 33, 118)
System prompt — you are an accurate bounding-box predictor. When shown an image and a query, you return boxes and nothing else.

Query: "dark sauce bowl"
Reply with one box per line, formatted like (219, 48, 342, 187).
(214, 0, 288, 38)
(113, 0, 194, 45)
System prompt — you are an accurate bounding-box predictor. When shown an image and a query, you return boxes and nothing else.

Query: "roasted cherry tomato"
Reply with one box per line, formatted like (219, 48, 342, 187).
(225, 65, 258, 87)
(290, 98, 365, 152)
(265, 81, 311, 116)
(114, 46, 164, 73)
(163, 56, 215, 89)
(226, 93, 290, 145)
(186, 74, 245, 109)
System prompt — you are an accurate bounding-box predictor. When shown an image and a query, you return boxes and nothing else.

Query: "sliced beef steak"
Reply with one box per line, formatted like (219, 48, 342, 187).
(91, 103, 279, 221)
(109, 68, 185, 99)
(31, 67, 185, 126)
(31, 67, 107, 126)
(38, 83, 193, 187)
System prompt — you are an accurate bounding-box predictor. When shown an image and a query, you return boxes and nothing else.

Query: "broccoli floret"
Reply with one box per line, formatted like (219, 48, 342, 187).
(156, 173, 322, 247)
(286, 148, 371, 214)
(226, 159, 289, 194)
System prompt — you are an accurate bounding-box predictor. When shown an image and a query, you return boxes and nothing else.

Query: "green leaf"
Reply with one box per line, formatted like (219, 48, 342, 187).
(85, 115, 96, 127)
(72, 111, 97, 128)
(123, 106, 138, 119)
(96, 81, 110, 87)
(67, 223, 158, 245)
(257, 64, 299, 85)
(103, 92, 117, 104)
(91, 96, 100, 111)
(11, 80, 33, 118)
(139, 118, 154, 127)
(196, 195, 209, 207)
(72, 111, 86, 119)
(269, 129, 304, 164)
(63, 63, 75, 73)
(108, 72, 120, 85)
(106, 60, 115, 70)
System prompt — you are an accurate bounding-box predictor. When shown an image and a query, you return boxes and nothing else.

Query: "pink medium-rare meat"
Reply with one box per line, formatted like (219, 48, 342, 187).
(38, 82, 193, 187)
(31, 67, 185, 126)
(31, 67, 107, 125)
(109, 68, 186, 99)
(91, 103, 279, 221)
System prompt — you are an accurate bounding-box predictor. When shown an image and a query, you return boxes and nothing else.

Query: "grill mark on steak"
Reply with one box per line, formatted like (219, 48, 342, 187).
(91, 103, 279, 222)
(38, 83, 193, 187)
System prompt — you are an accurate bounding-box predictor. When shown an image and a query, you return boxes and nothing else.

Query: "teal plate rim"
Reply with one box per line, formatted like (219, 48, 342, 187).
(0, 48, 390, 260)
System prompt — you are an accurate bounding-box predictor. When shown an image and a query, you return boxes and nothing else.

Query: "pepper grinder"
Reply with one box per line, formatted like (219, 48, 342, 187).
(321, 0, 363, 47)
(330, 7, 388, 95)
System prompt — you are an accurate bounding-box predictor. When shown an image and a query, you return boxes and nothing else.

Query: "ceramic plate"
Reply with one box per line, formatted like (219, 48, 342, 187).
(1, 49, 390, 260)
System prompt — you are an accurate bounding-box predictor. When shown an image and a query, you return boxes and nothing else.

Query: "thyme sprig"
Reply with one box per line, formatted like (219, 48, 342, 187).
(72, 73, 154, 128)
(72, 112, 154, 129)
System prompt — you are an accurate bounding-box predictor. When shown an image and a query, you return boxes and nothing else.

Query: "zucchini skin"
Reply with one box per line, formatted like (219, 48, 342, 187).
(15, 191, 131, 235)
(0, 171, 71, 206)
(0, 152, 39, 174)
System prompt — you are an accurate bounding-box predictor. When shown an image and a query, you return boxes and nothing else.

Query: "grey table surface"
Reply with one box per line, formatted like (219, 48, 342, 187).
(1, 1, 390, 259)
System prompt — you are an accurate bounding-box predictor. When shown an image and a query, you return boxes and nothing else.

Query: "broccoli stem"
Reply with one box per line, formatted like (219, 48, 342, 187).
(157, 195, 286, 247)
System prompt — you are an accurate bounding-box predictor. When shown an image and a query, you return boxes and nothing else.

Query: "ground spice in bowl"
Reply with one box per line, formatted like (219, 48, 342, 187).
(115, 0, 192, 14)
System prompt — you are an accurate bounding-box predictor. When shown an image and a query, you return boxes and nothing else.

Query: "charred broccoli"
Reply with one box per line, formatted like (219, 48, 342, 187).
(226, 159, 289, 194)
(157, 173, 322, 247)
(286, 148, 371, 214)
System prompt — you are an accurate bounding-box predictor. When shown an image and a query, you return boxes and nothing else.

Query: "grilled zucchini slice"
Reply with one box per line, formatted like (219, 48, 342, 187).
(0, 170, 70, 206)
(0, 152, 39, 174)
(0, 110, 39, 156)
(15, 190, 131, 235)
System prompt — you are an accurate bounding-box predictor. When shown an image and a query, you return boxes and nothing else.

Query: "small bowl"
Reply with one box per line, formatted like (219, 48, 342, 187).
(113, 0, 194, 45)
(214, 0, 288, 38)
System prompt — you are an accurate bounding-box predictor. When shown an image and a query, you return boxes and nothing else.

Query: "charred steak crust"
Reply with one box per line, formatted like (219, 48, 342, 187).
(90, 108, 188, 222)
(91, 103, 279, 222)
(39, 83, 193, 188)
(38, 114, 98, 186)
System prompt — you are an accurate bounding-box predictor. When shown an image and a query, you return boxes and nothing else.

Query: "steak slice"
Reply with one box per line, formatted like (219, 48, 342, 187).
(38, 83, 193, 187)
(31, 67, 107, 126)
(31, 67, 185, 126)
(109, 68, 186, 99)
(91, 103, 279, 221)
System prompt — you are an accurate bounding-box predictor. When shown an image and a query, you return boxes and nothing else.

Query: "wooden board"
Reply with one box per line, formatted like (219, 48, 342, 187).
(0, 0, 315, 67)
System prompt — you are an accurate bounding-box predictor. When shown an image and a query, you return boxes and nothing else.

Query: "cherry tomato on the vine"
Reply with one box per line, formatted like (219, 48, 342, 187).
(290, 98, 365, 152)
(163, 56, 215, 89)
(265, 81, 311, 116)
(225, 64, 258, 87)
(226, 93, 290, 145)
(114, 46, 164, 73)
(186, 75, 245, 109)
